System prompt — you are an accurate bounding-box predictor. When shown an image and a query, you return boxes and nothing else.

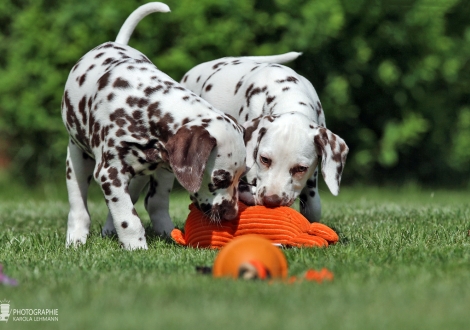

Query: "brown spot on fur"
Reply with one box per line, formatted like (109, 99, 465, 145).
(144, 85, 163, 97)
(126, 96, 149, 108)
(78, 96, 88, 125)
(212, 62, 226, 69)
(246, 85, 266, 107)
(102, 57, 115, 66)
(79, 73, 87, 86)
(113, 77, 131, 89)
(286, 76, 299, 83)
(244, 117, 261, 144)
(235, 80, 243, 95)
(66, 161, 72, 180)
(102, 182, 112, 195)
(97, 71, 111, 90)
(267, 96, 276, 104)
(110, 108, 126, 121)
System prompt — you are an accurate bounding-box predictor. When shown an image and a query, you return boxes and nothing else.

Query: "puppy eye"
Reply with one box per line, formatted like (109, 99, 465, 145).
(290, 165, 309, 176)
(259, 155, 271, 167)
(298, 166, 308, 173)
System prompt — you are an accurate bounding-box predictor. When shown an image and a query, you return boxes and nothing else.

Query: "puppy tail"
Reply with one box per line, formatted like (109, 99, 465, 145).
(115, 2, 171, 45)
(241, 52, 302, 64)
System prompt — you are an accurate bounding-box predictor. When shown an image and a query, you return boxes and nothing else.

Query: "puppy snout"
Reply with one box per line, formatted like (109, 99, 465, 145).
(213, 199, 238, 221)
(220, 207, 238, 221)
(262, 194, 282, 208)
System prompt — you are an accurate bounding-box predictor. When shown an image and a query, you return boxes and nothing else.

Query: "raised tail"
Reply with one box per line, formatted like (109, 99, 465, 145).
(241, 52, 302, 64)
(115, 2, 170, 45)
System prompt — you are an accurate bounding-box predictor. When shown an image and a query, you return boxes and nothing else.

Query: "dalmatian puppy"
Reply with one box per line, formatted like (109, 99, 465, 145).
(181, 53, 349, 223)
(62, 2, 246, 250)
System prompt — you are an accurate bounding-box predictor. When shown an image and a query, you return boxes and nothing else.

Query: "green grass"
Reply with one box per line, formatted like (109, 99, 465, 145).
(1, 183, 469, 330)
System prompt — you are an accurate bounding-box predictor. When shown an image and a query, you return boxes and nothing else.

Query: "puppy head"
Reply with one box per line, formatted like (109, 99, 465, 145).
(165, 120, 246, 221)
(243, 113, 348, 207)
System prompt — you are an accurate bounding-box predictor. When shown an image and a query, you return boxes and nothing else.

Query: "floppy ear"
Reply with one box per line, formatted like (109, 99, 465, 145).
(312, 126, 349, 196)
(165, 125, 217, 193)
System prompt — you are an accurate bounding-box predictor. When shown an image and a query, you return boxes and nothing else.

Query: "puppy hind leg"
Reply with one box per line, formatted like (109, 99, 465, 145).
(65, 140, 95, 247)
(300, 169, 322, 223)
(145, 167, 175, 236)
(102, 175, 149, 236)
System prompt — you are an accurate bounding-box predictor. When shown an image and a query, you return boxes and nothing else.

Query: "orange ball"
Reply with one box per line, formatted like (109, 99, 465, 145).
(212, 235, 288, 280)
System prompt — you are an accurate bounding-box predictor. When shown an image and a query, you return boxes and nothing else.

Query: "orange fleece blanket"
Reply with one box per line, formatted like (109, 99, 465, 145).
(171, 203, 339, 248)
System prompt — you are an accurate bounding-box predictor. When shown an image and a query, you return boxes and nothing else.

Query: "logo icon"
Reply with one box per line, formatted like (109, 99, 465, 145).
(0, 300, 10, 322)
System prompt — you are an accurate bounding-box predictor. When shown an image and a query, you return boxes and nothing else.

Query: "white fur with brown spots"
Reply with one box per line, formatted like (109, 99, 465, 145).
(181, 53, 348, 222)
(62, 3, 246, 250)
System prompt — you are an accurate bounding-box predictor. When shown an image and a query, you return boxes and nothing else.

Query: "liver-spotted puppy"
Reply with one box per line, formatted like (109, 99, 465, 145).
(181, 53, 348, 223)
(62, 2, 246, 250)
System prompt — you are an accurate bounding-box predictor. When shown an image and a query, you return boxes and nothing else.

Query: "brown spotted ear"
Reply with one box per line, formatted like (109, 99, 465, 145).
(312, 127, 349, 196)
(165, 125, 217, 193)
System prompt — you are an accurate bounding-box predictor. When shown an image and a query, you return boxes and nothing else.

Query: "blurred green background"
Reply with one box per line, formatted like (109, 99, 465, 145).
(0, 0, 469, 188)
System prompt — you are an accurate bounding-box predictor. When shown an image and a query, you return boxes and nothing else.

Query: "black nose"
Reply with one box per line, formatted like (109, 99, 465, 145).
(220, 207, 238, 221)
(262, 194, 282, 208)
(199, 203, 211, 214)
(213, 199, 238, 221)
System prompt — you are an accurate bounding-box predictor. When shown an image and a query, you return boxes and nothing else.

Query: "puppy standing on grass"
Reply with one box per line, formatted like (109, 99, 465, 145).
(62, 2, 246, 250)
(180, 53, 349, 223)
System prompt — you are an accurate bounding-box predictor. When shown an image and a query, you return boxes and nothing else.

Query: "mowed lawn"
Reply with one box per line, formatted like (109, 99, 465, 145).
(0, 183, 469, 330)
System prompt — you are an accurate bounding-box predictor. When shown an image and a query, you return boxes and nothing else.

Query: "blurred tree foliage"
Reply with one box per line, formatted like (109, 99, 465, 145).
(0, 0, 469, 187)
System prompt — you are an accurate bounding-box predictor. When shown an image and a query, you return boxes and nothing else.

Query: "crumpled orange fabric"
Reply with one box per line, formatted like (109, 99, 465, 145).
(288, 268, 335, 283)
(171, 202, 339, 248)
